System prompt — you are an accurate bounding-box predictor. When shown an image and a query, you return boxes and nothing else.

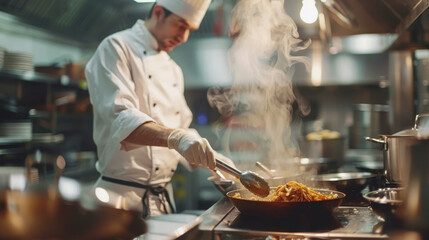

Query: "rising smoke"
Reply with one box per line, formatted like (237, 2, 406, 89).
(207, 0, 311, 170)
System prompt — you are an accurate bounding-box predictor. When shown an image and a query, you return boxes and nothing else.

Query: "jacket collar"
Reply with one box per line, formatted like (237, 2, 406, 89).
(133, 19, 159, 52)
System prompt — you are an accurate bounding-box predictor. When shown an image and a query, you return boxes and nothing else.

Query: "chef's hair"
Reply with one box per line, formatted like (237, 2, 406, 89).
(147, 3, 173, 20)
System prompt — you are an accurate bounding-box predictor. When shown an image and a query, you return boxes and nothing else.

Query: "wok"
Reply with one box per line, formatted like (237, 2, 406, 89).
(0, 188, 147, 239)
(226, 188, 345, 218)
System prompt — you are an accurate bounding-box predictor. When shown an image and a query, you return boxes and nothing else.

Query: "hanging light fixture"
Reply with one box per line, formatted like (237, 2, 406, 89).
(300, 0, 319, 24)
(134, 0, 156, 3)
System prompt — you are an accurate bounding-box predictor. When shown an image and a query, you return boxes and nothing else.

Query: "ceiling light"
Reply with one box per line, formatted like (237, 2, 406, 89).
(300, 0, 318, 24)
(134, 0, 156, 3)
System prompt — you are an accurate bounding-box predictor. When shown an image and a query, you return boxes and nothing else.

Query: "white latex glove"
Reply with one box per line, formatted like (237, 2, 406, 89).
(168, 129, 216, 170)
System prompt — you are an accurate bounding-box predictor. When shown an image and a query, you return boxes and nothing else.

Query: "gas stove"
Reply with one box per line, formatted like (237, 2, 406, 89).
(197, 198, 388, 240)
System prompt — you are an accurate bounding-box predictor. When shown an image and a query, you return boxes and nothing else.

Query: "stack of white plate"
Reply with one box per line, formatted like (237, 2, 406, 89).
(0, 46, 5, 70)
(0, 121, 32, 141)
(3, 51, 34, 71)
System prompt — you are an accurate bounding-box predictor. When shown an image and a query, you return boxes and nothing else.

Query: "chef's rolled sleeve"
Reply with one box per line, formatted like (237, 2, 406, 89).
(114, 108, 155, 151)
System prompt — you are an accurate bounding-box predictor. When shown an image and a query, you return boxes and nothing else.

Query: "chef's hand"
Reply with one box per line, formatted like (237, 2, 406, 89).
(168, 129, 216, 170)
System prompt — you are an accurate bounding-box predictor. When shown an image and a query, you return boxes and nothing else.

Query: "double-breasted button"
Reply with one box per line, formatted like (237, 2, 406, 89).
(175, 111, 180, 115)
(148, 75, 152, 79)
(173, 83, 177, 87)
(153, 103, 157, 107)
(155, 167, 159, 172)
(143, 50, 147, 55)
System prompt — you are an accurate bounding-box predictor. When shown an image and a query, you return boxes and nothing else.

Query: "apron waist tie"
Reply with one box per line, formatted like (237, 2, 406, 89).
(101, 176, 176, 218)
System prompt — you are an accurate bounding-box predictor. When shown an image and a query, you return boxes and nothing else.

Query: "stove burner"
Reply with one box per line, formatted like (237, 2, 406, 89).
(229, 212, 343, 232)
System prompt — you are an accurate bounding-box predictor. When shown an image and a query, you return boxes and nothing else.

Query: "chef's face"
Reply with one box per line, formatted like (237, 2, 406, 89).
(154, 8, 197, 52)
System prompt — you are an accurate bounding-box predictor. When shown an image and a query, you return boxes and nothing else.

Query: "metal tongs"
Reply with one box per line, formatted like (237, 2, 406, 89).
(216, 159, 270, 197)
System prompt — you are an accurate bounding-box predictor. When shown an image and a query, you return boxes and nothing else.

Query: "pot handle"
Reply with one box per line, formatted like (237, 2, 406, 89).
(365, 137, 387, 150)
(413, 113, 429, 130)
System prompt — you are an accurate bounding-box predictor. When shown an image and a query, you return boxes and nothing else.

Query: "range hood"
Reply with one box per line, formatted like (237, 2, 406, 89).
(0, 0, 428, 50)
(319, 0, 429, 51)
(0, 0, 218, 46)
(387, 9, 429, 51)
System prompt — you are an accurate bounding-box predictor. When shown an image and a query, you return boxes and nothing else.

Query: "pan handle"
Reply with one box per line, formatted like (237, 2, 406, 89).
(365, 137, 387, 151)
(216, 159, 241, 178)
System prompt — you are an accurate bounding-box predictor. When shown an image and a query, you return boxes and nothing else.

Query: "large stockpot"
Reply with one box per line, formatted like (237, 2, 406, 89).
(365, 114, 429, 185)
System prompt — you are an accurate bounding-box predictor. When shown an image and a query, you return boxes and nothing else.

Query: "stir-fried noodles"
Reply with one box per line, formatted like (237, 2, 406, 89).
(233, 181, 338, 202)
(268, 181, 338, 202)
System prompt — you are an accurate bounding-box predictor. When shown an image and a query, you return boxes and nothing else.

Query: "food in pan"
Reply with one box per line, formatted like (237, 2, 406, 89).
(306, 129, 341, 140)
(269, 181, 338, 201)
(233, 181, 338, 202)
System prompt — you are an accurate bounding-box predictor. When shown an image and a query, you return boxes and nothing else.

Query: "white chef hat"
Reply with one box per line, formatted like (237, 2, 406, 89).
(157, 0, 211, 28)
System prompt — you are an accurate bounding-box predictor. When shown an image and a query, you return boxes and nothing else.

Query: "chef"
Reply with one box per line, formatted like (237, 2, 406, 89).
(85, 0, 234, 218)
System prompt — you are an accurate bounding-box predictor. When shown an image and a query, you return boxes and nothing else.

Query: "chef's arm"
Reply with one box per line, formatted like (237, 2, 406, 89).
(123, 122, 237, 174)
(123, 122, 216, 170)
(124, 121, 172, 147)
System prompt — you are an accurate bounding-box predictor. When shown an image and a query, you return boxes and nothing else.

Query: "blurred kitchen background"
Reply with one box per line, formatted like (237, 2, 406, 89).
(0, 0, 428, 212)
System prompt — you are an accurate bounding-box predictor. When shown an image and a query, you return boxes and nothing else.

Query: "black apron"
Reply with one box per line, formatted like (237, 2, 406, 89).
(101, 176, 176, 218)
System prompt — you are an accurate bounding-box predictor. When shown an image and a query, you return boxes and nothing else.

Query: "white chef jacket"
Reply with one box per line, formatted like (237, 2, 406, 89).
(85, 20, 193, 216)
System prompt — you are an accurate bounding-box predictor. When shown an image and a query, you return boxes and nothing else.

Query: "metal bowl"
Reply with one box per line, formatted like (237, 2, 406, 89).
(310, 172, 377, 194)
(363, 188, 403, 221)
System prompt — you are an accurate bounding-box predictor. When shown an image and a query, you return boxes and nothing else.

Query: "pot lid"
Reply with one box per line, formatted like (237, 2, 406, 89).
(393, 128, 418, 137)
(392, 114, 429, 137)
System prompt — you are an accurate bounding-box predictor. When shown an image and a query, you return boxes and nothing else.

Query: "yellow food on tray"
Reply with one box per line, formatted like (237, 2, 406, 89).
(306, 129, 341, 140)
(233, 181, 338, 202)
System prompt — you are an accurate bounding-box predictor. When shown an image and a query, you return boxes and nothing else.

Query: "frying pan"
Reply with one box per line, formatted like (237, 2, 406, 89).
(226, 188, 345, 218)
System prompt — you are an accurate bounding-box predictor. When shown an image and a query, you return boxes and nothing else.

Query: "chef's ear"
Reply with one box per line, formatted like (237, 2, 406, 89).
(152, 4, 165, 21)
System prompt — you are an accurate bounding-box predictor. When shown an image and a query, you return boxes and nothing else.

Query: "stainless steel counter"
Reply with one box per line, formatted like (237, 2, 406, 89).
(198, 197, 389, 240)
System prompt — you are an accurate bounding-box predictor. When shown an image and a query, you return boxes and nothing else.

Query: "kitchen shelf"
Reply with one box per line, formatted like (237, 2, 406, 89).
(0, 70, 83, 90)
(32, 133, 64, 144)
(0, 134, 63, 145)
(0, 70, 58, 84)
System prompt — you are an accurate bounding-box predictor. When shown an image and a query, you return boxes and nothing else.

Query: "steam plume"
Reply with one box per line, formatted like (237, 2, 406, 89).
(208, 0, 311, 169)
